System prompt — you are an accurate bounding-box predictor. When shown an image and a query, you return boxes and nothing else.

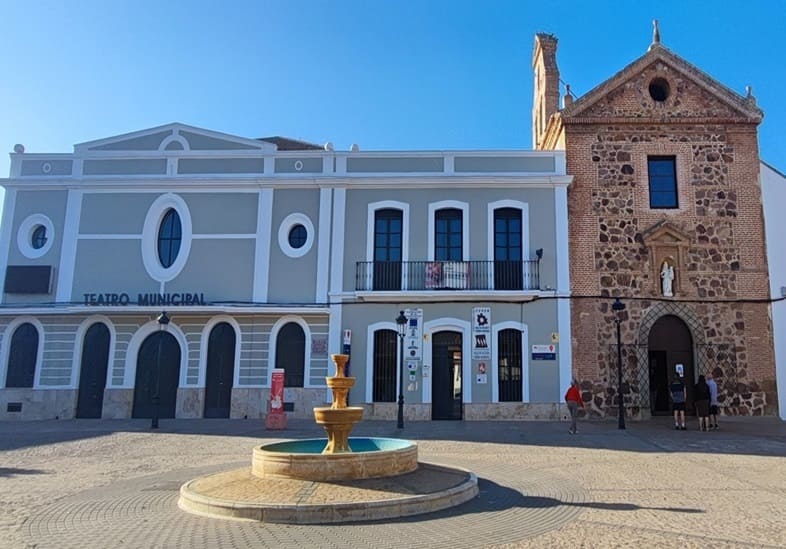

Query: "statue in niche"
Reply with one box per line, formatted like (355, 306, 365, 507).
(660, 261, 675, 297)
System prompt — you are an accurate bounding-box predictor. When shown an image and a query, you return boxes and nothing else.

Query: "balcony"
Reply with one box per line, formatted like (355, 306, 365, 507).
(355, 260, 540, 292)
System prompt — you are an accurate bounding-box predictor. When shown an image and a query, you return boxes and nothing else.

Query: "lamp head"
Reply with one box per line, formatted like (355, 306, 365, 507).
(156, 311, 170, 326)
(396, 310, 407, 335)
(535, 248, 543, 260)
(611, 298, 625, 313)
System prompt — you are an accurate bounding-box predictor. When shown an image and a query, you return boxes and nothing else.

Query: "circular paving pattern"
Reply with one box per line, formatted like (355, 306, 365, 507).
(23, 458, 586, 548)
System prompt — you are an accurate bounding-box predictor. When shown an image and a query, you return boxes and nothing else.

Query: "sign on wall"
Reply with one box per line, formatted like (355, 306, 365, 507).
(404, 309, 423, 360)
(472, 307, 491, 360)
(531, 344, 556, 361)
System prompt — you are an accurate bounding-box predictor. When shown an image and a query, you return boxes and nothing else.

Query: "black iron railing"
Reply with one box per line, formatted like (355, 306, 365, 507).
(356, 260, 540, 291)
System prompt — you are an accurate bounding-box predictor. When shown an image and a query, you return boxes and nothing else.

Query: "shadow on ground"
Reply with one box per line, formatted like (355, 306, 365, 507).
(0, 417, 783, 458)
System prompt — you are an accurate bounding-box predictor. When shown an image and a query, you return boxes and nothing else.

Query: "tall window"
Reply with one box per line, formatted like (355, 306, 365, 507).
(648, 156, 678, 209)
(5, 323, 39, 388)
(494, 208, 522, 290)
(498, 329, 522, 402)
(435, 208, 463, 261)
(157, 208, 182, 268)
(373, 209, 403, 291)
(275, 322, 305, 387)
(372, 330, 397, 402)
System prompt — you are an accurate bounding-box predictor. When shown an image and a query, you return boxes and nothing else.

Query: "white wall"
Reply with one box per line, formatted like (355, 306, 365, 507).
(761, 162, 786, 420)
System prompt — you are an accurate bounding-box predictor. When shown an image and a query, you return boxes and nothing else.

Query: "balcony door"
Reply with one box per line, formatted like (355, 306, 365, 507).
(373, 208, 402, 291)
(494, 208, 522, 290)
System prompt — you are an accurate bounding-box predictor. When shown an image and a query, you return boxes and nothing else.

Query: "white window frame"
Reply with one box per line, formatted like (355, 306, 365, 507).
(428, 200, 469, 261)
(487, 200, 530, 289)
(141, 193, 193, 282)
(17, 214, 55, 259)
(278, 212, 315, 258)
(491, 322, 529, 403)
(267, 316, 313, 388)
(1, 316, 45, 388)
(366, 201, 409, 290)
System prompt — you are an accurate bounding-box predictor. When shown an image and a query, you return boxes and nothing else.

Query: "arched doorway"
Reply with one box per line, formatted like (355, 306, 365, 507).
(76, 323, 110, 418)
(432, 331, 463, 420)
(132, 331, 181, 419)
(648, 315, 694, 415)
(276, 322, 305, 387)
(203, 322, 235, 418)
(5, 323, 39, 387)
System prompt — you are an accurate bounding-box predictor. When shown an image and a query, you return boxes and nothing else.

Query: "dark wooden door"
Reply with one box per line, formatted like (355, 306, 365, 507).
(373, 208, 403, 290)
(432, 331, 462, 420)
(203, 322, 235, 418)
(76, 323, 110, 418)
(132, 332, 180, 419)
(494, 208, 522, 290)
(6, 323, 38, 388)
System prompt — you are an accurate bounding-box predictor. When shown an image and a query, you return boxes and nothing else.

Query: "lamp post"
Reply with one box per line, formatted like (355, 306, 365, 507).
(151, 311, 170, 429)
(396, 310, 407, 429)
(611, 298, 626, 430)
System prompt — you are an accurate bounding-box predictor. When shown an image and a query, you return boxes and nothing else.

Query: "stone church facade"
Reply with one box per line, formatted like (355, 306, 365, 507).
(534, 26, 776, 417)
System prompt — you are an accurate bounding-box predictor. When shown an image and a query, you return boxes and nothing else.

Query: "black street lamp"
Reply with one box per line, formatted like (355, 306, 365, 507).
(151, 311, 170, 429)
(396, 310, 407, 429)
(612, 298, 626, 430)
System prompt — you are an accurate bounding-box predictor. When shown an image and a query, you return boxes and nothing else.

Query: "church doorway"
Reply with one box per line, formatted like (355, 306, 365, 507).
(648, 315, 694, 415)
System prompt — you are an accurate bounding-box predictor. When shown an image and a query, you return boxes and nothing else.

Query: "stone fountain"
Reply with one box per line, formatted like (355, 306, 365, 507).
(313, 353, 363, 453)
(178, 354, 478, 523)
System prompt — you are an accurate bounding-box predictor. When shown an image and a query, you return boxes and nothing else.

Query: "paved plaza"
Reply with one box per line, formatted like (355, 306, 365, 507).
(1, 415, 785, 548)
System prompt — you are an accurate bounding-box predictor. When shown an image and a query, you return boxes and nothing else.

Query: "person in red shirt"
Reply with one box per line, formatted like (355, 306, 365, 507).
(564, 379, 585, 434)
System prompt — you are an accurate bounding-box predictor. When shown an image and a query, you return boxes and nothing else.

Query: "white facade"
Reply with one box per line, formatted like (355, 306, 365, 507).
(0, 123, 573, 421)
(761, 161, 786, 420)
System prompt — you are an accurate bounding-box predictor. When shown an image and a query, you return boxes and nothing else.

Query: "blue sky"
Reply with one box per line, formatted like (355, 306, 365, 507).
(1, 0, 784, 182)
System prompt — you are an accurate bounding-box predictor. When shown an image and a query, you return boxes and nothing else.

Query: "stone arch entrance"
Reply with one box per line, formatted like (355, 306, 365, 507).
(647, 315, 695, 415)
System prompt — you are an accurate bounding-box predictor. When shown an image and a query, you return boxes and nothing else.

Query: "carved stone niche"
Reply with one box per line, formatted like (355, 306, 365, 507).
(641, 220, 691, 297)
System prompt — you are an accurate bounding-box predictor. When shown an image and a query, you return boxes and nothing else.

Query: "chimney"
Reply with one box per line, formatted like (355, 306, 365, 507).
(532, 33, 560, 150)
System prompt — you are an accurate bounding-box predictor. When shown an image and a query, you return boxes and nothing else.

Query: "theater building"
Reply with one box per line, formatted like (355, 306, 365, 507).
(534, 26, 778, 417)
(0, 123, 572, 420)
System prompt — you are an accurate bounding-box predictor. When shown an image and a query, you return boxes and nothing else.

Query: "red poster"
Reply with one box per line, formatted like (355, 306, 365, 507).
(265, 368, 286, 430)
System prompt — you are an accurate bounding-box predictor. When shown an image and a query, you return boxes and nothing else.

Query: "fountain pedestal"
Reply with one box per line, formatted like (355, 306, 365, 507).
(313, 354, 364, 453)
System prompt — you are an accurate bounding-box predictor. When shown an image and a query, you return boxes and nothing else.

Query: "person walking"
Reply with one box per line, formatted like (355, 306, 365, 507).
(669, 375, 687, 430)
(706, 372, 720, 430)
(694, 375, 711, 432)
(564, 379, 584, 434)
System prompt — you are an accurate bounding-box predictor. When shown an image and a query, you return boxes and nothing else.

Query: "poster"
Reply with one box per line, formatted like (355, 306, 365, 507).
(472, 307, 491, 360)
(265, 368, 286, 429)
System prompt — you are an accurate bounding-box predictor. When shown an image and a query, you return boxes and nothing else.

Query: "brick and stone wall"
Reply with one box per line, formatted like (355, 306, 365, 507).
(538, 44, 776, 417)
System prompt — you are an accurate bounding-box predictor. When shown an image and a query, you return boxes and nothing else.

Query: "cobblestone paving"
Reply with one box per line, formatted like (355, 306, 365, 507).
(1, 417, 784, 548)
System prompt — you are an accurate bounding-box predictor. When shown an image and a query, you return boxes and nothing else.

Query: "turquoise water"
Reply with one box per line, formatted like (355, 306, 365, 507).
(261, 437, 411, 454)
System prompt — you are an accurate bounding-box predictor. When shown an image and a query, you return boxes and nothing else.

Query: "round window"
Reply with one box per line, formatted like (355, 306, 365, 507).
(31, 225, 48, 249)
(278, 213, 315, 258)
(157, 208, 182, 268)
(648, 77, 670, 102)
(288, 224, 307, 249)
(17, 214, 55, 259)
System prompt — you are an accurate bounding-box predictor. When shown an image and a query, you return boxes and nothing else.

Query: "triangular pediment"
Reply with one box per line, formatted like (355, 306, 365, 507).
(74, 123, 275, 153)
(641, 220, 691, 246)
(561, 44, 762, 123)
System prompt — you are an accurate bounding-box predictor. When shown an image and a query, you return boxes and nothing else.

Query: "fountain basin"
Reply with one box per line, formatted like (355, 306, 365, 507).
(252, 437, 418, 481)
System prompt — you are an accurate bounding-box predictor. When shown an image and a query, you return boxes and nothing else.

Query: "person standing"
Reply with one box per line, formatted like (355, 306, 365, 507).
(564, 379, 585, 434)
(706, 373, 720, 430)
(669, 376, 686, 430)
(694, 375, 711, 432)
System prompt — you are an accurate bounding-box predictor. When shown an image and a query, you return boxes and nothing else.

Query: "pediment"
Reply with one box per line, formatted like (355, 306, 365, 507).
(75, 123, 274, 153)
(641, 220, 691, 246)
(561, 45, 762, 123)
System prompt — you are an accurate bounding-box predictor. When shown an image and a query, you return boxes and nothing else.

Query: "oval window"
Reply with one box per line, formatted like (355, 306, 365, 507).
(157, 209, 182, 268)
(288, 224, 307, 249)
(31, 225, 48, 249)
